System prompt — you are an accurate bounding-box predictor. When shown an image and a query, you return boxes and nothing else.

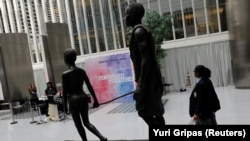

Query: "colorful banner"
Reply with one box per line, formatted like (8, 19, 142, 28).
(85, 52, 135, 103)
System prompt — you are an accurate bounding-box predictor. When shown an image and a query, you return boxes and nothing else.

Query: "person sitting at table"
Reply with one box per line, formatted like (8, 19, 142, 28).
(45, 82, 58, 118)
(28, 82, 47, 115)
(45, 82, 58, 103)
(29, 82, 38, 99)
(29, 82, 39, 111)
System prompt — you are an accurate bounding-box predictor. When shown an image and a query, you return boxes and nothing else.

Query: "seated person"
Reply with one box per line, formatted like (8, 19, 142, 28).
(45, 82, 59, 120)
(45, 82, 58, 104)
(29, 83, 47, 115)
(28, 82, 38, 100)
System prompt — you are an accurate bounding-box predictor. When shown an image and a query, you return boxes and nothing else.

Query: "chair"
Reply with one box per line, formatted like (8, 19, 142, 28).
(29, 98, 47, 124)
(12, 101, 24, 114)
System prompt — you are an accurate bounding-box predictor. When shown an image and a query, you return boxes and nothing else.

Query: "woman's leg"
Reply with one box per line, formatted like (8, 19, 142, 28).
(70, 96, 88, 141)
(80, 104, 107, 141)
(71, 111, 87, 141)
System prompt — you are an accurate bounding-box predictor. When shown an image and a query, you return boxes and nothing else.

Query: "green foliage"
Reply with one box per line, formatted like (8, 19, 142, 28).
(143, 10, 172, 65)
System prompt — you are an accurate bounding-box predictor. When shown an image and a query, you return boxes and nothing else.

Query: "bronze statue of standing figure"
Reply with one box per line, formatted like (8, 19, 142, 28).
(125, 2, 165, 126)
(62, 48, 107, 141)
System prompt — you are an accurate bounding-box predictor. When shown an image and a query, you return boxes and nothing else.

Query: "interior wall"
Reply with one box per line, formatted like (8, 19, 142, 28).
(43, 23, 71, 87)
(227, 0, 250, 88)
(161, 40, 234, 92)
(0, 33, 34, 101)
(0, 48, 8, 101)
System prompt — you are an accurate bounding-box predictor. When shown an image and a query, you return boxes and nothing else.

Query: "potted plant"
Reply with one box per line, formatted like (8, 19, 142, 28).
(143, 11, 173, 94)
(143, 10, 172, 66)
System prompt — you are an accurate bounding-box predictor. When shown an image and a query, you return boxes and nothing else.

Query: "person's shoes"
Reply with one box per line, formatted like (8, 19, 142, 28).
(101, 137, 108, 141)
(180, 88, 186, 92)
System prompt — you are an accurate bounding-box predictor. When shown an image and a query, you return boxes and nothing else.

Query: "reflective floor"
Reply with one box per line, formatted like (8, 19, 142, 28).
(0, 86, 250, 141)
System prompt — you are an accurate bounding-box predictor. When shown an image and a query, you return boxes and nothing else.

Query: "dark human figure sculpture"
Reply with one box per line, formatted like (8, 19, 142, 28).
(125, 2, 165, 126)
(189, 65, 221, 125)
(62, 48, 107, 141)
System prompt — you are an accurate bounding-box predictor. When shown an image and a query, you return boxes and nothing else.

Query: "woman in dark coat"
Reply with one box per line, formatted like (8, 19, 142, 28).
(189, 65, 221, 125)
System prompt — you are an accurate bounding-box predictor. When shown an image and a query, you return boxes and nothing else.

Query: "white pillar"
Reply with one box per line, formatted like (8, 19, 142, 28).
(28, 0, 40, 62)
(6, 0, 16, 32)
(49, 0, 56, 22)
(147, 0, 150, 9)
(41, 0, 48, 22)
(82, 0, 91, 53)
(34, 0, 44, 34)
(158, 0, 162, 16)
(0, 0, 10, 33)
(65, 0, 75, 49)
(13, 0, 22, 32)
(191, 0, 197, 36)
(73, 0, 84, 54)
(57, 0, 64, 23)
(108, 0, 117, 49)
(169, 0, 176, 40)
(98, 0, 108, 51)
(180, 0, 186, 38)
(216, 0, 221, 32)
(0, 15, 3, 33)
(20, 0, 28, 33)
(118, 0, 126, 48)
(203, 0, 209, 34)
(90, 0, 100, 52)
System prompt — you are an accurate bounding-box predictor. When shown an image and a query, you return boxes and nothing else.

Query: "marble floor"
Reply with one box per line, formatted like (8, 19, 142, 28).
(0, 86, 250, 141)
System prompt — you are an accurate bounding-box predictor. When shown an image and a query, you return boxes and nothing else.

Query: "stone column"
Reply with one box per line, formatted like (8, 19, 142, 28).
(227, 0, 250, 88)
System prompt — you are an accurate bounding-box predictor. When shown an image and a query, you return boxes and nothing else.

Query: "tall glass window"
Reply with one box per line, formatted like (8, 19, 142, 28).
(0, 11, 5, 33)
(206, 0, 219, 33)
(102, 0, 114, 50)
(53, 0, 60, 22)
(0, 0, 230, 60)
(46, 0, 52, 22)
(60, 1, 67, 23)
(149, 0, 159, 13)
(161, 0, 171, 16)
(171, 0, 184, 39)
(69, 0, 80, 54)
(140, 0, 149, 11)
(18, 1, 25, 32)
(76, 0, 89, 54)
(10, 0, 18, 32)
(120, 0, 128, 48)
(4, 1, 12, 33)
(111, 0, 124, 49)
(93, 0, 105, 52)
(182, 0, 195, 37)
(219, 0, 227, 32)
(85, 0, 96, 53)
(160, 0, 173, 40)
(193, 0, 206, 35)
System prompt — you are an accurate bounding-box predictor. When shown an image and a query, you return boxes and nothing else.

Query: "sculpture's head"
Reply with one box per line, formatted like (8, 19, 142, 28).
(64, 48, 77, 65)
(125, 2, 145, 27)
